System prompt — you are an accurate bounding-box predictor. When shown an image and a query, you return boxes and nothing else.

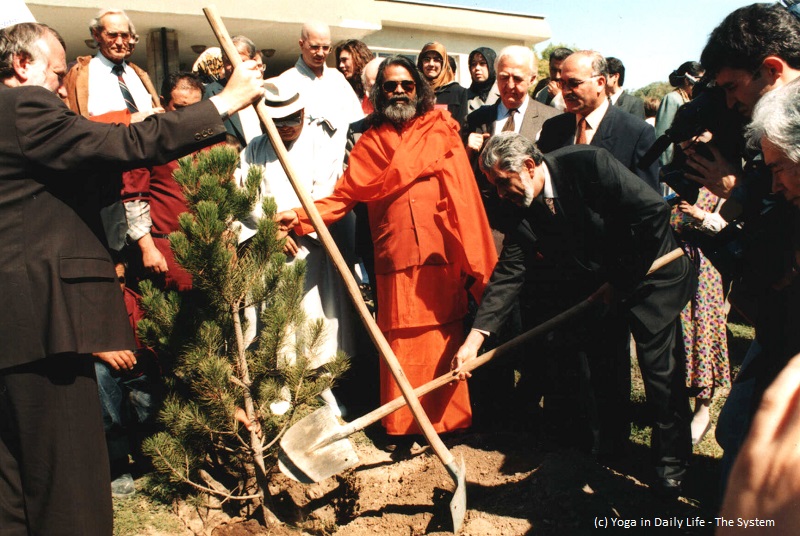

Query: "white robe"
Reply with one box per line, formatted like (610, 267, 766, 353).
(238, 117, 356, 369)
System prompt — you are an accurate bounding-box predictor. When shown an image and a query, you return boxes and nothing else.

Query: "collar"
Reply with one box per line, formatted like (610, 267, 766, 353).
(577, 97, 610, 133)
(96, 53, 125, 72)
(609, 89, 623, 105)
(294, 56, 327, 80)
(497, 95, 530, 121)
(541, 160, 556, 198)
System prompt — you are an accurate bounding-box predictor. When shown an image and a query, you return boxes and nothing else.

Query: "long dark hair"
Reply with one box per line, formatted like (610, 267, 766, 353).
(335, 39, 373, 99)
(368, 55, 435, 127)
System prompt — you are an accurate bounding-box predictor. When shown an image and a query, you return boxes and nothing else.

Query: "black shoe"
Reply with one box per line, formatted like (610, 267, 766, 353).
(653, 477, 682, 501)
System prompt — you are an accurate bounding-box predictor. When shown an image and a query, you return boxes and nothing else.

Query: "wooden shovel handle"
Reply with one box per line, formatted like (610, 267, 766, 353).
(203, 6, 455, 467)
(318, 247, 685, 447)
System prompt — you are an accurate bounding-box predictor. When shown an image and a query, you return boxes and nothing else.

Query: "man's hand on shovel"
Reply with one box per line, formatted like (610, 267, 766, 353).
(451, 329, 487, 381)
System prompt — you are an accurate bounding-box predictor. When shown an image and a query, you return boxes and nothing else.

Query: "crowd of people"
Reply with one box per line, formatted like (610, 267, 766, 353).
(1, 2, 799, 534)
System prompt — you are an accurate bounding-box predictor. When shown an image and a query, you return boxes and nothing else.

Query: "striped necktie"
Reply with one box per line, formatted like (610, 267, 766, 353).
(111, 63, 138, 113)
(501, 108, 518, 132)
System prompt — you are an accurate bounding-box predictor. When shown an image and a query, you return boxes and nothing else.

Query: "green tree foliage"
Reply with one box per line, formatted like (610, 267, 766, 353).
(534, 42, 578, 81)
(632, 81, 672, 102)
(138, 146, 347, 525)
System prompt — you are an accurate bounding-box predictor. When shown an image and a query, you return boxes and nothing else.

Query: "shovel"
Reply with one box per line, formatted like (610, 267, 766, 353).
(278, 248, 684, 480)
(203, 6, 468, 532)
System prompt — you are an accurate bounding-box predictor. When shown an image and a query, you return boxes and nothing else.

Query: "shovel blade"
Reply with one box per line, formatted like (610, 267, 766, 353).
(278, 405, 360, 483)
(447, 456, 467, 534)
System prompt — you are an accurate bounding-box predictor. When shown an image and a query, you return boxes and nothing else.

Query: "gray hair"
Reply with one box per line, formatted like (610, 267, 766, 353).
(89, 8, 133, 37)
(0, 23, 65, 81)
(479, 132, 543, 175)
(231, 35, 256, 60)
(746, 79, 800, 162)
(495, 45, 536, 74)
(569, 50, 609, 78)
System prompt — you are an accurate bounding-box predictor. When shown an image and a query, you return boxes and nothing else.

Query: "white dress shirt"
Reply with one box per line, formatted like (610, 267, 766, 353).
(87, 54, 154, 117)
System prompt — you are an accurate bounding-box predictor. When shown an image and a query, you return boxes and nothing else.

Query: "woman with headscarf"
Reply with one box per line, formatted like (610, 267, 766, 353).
(417, 42, 469, 129)
(466, 46, 499, 113)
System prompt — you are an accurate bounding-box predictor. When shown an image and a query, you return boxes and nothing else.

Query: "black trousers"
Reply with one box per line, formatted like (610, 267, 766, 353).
(632, 318, 692, 481)
(0, 354, 112, 536)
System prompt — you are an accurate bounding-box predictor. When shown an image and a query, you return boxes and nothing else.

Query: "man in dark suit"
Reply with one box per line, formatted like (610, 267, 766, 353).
(537, 51, 659, 191)
(453, 133, 695, 497)
(0, 22, 263, 535)
(606, 57, 646, 119)
(463, 46, 560, 427)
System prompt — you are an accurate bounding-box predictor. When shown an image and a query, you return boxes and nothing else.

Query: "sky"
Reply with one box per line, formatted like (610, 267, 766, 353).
(434, 0, 756, 89)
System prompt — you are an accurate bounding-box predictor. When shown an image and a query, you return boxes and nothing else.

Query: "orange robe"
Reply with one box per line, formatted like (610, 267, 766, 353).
(295, 109, 497, 434)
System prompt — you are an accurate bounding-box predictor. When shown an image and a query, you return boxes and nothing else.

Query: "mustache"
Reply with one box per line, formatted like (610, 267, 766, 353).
(389, 96, 411, 104)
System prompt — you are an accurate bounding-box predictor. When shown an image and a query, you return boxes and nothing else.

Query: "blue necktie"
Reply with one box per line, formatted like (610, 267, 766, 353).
(112, 63, 138, 113)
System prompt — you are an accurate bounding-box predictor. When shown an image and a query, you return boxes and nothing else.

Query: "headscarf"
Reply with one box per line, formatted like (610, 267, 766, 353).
(417, 42, 456, 91)
(467, 47, 497, 102)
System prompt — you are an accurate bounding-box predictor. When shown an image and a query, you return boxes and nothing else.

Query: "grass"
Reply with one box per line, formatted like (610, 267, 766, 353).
(113, 476, 186, 536)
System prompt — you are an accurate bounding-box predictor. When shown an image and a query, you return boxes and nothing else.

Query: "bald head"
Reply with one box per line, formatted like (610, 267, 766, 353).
(560, 50, 608, 116)
(299, 21, 331, 76)
(362, 56, 386, 96)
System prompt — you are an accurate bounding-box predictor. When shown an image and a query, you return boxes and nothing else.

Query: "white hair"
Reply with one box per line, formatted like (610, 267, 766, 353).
(747, 78, 800, 162)
(89, 8, 132, 36)
(495, 45, 535, 74)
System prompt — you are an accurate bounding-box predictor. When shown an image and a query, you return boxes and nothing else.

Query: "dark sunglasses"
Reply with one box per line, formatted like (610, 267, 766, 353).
(274, 114, 303, 127)
(382, 80, 416, 92)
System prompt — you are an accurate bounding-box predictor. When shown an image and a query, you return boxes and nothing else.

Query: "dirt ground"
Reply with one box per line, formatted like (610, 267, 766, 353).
(130, 329, 750, 536)
(257, 425, 721, 536)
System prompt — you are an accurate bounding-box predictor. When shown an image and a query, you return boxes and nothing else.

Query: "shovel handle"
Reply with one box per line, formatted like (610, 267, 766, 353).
(313, 247, 685, 449)
(203, 5, 456, 469)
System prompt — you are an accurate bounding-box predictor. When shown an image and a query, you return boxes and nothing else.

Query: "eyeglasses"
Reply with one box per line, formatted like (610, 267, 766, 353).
(306, 44, 331, 52)
(558, 74, 602, 90)
(382, 80, 416, 92)
(103, 31, 132, 41)
(274, 116, 303, 127)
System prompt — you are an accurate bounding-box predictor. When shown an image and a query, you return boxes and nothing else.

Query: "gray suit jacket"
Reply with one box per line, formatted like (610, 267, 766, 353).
(614, 90, 645, 119)
(466, 97, 560, 142)
(0, 85, 228, 368)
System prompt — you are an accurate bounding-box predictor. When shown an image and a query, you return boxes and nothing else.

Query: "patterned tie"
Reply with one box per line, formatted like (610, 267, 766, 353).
(112, 63, 138, 113)
(576, 116, 588, 144)
(545, 197, 557, 215)
(502, 108, 518, 132)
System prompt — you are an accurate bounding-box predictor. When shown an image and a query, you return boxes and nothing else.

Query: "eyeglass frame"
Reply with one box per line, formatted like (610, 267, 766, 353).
(557, 73, 603, 90)
(382, 80, 416, 93)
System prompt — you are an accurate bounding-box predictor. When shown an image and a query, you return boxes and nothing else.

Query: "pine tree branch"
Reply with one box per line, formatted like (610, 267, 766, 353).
(150, 444, 262, 501)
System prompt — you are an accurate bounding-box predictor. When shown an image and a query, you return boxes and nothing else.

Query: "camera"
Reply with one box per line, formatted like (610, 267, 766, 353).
(639, 80, 746, 204)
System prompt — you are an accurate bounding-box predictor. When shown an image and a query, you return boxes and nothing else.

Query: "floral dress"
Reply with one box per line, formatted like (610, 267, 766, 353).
(670, 189, 731, 399)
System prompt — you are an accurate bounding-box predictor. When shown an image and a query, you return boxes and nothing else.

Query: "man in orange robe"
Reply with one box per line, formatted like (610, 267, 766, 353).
(277, 56, 497, 436)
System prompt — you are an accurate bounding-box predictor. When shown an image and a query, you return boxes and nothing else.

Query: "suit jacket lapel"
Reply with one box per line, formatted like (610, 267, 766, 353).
(591, 105, 618, 151)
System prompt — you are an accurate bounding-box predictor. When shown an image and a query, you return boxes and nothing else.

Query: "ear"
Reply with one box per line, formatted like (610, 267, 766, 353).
(12, 53, 32, 82)
(762, 56, 786, 83)
(523, 157, 537, 175)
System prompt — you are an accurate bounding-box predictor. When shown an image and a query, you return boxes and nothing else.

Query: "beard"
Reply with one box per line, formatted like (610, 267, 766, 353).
(521, 179, 535, 208)
(379, 95, 418, 127)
